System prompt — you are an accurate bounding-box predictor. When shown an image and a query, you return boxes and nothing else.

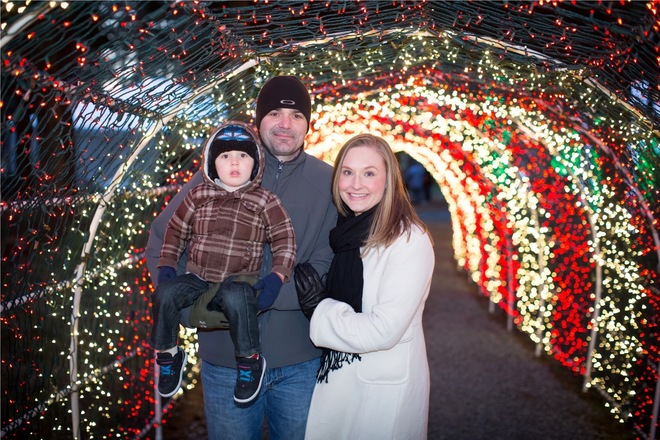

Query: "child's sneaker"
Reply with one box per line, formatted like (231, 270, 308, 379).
(156, 347, 187, 397)
(234, 355, 266, 404)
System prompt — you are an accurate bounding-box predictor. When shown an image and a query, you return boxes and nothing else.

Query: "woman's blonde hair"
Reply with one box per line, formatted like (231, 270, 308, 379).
(331, 133, 431, 250)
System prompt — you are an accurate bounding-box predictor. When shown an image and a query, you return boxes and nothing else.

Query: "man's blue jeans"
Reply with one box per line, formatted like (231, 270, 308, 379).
(201, 357, 320, 440)
(150, 273, 260, 357)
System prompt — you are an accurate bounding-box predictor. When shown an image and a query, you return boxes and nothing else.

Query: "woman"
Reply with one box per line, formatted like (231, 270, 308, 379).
(296, 134, 435, 439)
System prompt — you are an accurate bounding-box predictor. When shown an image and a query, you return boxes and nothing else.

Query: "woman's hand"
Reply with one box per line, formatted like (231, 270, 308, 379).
(294, 263, 328, 319)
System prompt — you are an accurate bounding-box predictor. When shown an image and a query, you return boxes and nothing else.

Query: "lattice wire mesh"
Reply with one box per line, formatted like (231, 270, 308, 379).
(1, 1, 659, 438)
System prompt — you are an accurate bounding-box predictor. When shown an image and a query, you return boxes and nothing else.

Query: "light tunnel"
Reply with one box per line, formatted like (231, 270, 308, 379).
(1, 1, 659, 439)
(309, 73, 658, 403)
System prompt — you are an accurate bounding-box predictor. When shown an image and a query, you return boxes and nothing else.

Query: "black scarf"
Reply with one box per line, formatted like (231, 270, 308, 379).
(317, 206, 376, 383)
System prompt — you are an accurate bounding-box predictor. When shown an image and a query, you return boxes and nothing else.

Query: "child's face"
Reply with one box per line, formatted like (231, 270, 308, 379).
(214, 150, 255, 190)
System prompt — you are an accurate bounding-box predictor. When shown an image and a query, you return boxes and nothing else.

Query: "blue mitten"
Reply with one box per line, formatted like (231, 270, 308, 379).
(158, 266, 177, 284)
(254, 272, 283, 311)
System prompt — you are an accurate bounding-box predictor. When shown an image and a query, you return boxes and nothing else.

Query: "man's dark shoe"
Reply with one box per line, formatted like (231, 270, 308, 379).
(156, 347, 187, 398)
(234, 355, 266, 404)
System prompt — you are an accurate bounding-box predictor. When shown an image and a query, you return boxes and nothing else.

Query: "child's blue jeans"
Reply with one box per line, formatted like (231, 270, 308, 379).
(150, 273, 260, 358)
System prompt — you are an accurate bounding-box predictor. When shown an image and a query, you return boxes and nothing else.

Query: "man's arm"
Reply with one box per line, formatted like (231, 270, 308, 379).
(273, 196, 337, 311)
(146, 170, 204, 287)
(303, 200, 337, 278)
(262, 193, 297, 282)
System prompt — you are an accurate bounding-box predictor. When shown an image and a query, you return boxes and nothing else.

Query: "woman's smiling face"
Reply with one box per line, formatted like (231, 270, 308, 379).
(337, 145, 387, 215)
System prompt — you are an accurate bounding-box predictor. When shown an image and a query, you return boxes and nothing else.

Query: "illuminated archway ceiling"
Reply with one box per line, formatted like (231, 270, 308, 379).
(1, 1, 658, 202)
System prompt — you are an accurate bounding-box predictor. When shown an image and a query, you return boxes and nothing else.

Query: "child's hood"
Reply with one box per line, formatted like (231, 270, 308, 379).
(201, 120, 265, 192)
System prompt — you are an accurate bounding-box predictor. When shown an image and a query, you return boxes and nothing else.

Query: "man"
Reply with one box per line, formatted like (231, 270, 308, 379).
(145, 76, 337, 439)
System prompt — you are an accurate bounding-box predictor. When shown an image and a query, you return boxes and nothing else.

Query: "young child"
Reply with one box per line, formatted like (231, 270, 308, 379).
(150, 121, 296, 403)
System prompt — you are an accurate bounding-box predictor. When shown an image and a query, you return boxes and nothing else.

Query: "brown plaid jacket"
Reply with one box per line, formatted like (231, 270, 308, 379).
(158, 181, 296, 283)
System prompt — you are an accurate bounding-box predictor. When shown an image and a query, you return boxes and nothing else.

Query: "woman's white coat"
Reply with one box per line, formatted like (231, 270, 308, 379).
(305, 226, 435, 439)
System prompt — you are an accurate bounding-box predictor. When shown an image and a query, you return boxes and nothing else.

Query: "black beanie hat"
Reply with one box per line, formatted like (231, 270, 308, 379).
(208, 123, 259, 180)
(255, 76, 312, 132)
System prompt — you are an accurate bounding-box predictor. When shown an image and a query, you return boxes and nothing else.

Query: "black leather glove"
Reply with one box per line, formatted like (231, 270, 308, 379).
(294, 263, 328, 320)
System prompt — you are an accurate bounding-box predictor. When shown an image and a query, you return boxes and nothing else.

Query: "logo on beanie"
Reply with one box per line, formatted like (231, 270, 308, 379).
(280, 99, 296, 105)
(216, 124, 252, 141)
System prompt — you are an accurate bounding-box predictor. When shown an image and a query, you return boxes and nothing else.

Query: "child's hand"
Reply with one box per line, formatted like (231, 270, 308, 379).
(254, 272, 284, 310)
(158, 266, 177, 284)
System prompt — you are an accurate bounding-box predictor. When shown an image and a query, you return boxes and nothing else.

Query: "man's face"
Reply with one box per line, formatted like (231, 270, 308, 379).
(259, 108, 308, 162)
